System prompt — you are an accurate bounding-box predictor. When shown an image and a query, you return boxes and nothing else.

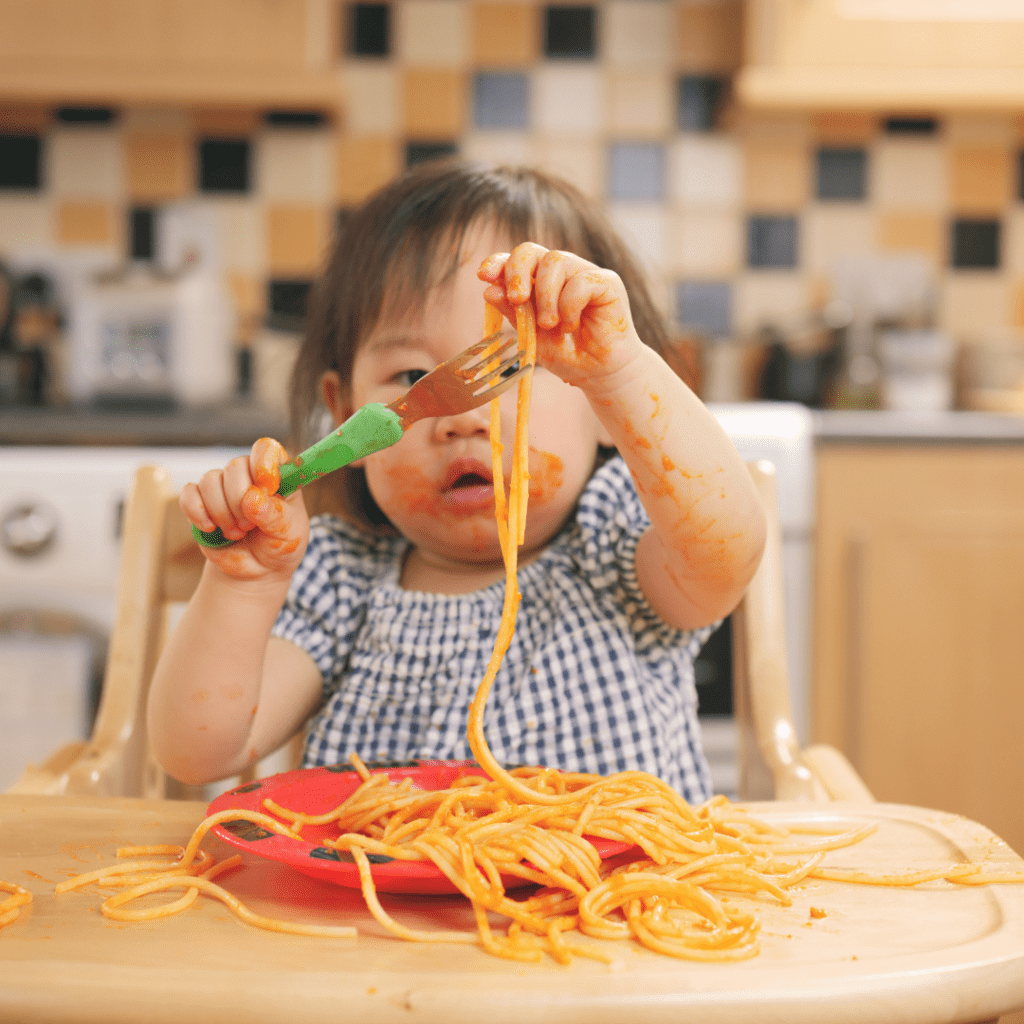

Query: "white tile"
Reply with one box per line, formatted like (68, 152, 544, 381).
(670, 210, 743, 277)
(256, 129, 335, 202)
(604, 1, 674, 67)
(532, 65, 606, 137)
(47, 128, 123, 199)
(190, 198, 267, 275)
(939, 273, 1010, 340)
(396, 0, 468, 66)
(668, 135, 742, 209)
(343, 63, 401, 133)
(733, 272, 809, 334)
(533, 138, 605, 199)
(608, 72, 673, 138)
(606, 203, 669, 277)
(0, 197, 53, 251)
(873, 138, 948, 211)
(461, 132, 535, 168)
(803, 204, 876, 276)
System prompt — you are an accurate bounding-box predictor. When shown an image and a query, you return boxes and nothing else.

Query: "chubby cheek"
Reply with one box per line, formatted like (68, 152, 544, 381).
(527, 447, 564, 506)
(367, 454, 444, 519)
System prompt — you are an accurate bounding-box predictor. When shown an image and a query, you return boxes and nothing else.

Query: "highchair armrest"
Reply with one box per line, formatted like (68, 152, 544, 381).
(6, 739, 143, 797)
(801, 744, 875, 802)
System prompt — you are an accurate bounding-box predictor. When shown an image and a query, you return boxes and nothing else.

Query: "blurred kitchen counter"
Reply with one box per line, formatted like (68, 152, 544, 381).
(814, 409, 1024, 443)
(0, 402, 290, 447)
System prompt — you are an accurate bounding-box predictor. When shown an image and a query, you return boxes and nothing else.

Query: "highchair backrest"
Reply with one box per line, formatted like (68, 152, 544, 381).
(9, 460, 872, 803)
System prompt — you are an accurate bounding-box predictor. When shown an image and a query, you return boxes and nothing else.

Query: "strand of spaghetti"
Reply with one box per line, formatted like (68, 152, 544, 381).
(809, 864, 984, 886)
(485, 302, 510, 561)
(0, 881, 32, 929)
(53, 851, 213, 893)
(513, 303, 537, 545)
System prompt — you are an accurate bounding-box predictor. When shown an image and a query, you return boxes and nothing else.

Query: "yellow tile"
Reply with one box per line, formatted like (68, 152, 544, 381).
(0, 104, 50, 132)
(743, 139, 810, 211)
(814, 112, 877, 144)
(949, 145, 1014, 215)
(55, 201, 117, 247)
(403, 69, 466, 140)
(336, 136, 402, 204)
(876, 211, 944, 263)
(471, 3, 537, 66)
(266, 204, 331, 275)
(125, 134, 191, 202)
(1014, 281, 1024, 329)
(193, 107, 260, 137)
(677, 0, 743, 72)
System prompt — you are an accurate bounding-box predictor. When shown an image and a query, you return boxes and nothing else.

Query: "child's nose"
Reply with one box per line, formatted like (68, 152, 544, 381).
(432, 403, 491, 441)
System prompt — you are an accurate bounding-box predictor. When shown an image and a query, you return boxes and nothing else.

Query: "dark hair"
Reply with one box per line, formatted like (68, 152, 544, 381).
(291, 159, 684, 531)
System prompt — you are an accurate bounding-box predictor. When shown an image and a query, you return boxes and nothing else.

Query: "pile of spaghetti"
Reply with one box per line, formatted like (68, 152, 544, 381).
(37, 302, 1023, 961)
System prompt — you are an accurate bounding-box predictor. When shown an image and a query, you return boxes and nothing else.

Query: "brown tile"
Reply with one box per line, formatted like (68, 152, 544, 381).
(677, 0, 743, 72)
(192, 107, 260, 137)
(471, 3, 538, 66)
(403, 69, 467, 140)
(814, 112, 877, 144)
(125, 134, 191, 202)
(336, 136, 401, 204)
(55, 201, 117, 247)
(876, 211, 944, 263)
(949, 145, 1014, 214)
(266, 204, 331, 275)
(0, 104, 50, 132)
(743, 139, 810, 211)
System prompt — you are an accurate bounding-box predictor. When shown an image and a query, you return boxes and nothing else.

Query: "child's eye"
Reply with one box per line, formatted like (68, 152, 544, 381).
(393, 369, 429, 387)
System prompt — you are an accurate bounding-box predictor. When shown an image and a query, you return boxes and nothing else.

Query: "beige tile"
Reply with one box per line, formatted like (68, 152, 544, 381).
(743, 139, 810, 212)
(397, 0, 468, 66)
(0, 104, 50, 132)
(532, 66, 606, 137)
(193, 107, 260, 136)
(949, 145, 1014, 215)
(196, 198, 266, 274)
(0, 197, 53, 249)
(945, 114, 1019, 147)
(736, 112, 812, 144)
(668, 135, 742, 208)
(48, 128, 123, 199)
(55, 200, 118, 247)
(606, 203, 669, 278)
(471, 3, 537, 66)
(608, 72, 673, 139)
(670, 210, 743, 277)
(257, 129, 335, 202)
(404, 69, 467, 140)
(533, 138, 604, 199)
(733, 273, 810, 335)
(939, 273, 1010, 340)
(803, 205, 875, 276)
(343, 64, 401, 134)
(813, 112, 877, 144)
(336, 136, 402, 204)
(122, 108, 190, 134)
(676, 0, 743, 72)
(606, 1, 674, 68)
(461, 131, 534, 167)
(266, 204, 331, 275)
(125, 134, 191, 202)
(873, 139, 947, 211)
(1014, 281, 1024, 329)
(733, 272, 810, 333)
(226, 272, 265, 346)
(876, 211, 945, 265)
(1004, 208, 1024, 276)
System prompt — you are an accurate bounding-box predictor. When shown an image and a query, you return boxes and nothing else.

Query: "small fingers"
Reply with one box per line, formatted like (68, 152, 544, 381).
(194, 457, 255, 541)
(250, 437, 290, 494)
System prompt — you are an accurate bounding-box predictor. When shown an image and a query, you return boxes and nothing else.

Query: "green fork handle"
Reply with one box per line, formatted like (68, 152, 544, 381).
(192, 403, 404, 549)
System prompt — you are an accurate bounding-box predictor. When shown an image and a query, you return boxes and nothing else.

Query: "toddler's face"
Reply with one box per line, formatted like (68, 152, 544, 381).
(334, 229, 610, 570)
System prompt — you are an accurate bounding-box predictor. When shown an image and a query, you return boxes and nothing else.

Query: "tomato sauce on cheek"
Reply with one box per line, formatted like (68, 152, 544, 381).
(527, 448, 564, 506)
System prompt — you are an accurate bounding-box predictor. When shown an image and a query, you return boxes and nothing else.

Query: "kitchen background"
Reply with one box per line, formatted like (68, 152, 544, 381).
(1, 1, 1022, 855)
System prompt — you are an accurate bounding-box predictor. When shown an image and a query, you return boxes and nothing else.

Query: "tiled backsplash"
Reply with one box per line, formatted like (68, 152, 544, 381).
(2, 0, 1024, 363)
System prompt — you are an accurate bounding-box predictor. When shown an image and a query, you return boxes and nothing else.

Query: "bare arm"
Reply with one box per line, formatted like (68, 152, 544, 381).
(479, 244, 766, 631)
(147, 438, 321, 784)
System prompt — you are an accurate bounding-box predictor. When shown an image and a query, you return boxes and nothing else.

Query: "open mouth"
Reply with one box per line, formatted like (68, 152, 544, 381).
(441, 459, 495, 511)
(449, 472, 491, 490)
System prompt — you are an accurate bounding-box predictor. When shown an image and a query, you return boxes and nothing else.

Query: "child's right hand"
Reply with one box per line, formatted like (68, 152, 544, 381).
(180, 437, 310, 582)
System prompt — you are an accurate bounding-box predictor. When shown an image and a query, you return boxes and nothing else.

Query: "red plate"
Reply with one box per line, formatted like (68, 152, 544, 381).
(207, 761, 634, 895)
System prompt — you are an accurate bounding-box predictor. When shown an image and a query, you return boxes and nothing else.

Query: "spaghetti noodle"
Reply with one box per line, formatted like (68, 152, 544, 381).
(51, 300, 1024, 957)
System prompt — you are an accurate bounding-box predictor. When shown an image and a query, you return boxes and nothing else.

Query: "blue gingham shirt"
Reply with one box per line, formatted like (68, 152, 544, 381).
(273, 456, 717, 803)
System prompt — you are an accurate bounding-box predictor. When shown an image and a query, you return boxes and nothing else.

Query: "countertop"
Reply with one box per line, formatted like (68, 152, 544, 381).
(814, 409, 1024, 443)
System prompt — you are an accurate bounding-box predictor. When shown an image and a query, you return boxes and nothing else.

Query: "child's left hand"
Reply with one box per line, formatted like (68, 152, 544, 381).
(478, 243, 645, 390)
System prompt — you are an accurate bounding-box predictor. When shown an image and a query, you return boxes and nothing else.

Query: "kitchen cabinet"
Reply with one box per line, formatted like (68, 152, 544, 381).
(0, 0, 338, 108)
(739, 0, 1024, 109)
(813, 442, 1024, 856)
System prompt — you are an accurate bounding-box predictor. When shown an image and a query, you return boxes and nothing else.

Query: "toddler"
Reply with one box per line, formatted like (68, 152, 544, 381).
(148, 161, 766, 804)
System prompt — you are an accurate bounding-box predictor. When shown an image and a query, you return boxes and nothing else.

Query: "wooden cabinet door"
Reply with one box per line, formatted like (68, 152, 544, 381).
(814, 445, 1024, 855)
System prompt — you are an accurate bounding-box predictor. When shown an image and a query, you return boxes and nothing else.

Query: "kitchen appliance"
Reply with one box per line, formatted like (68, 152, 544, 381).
(0, 446, 245, 790)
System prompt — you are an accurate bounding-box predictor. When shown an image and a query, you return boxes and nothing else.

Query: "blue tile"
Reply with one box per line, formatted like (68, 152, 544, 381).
(608, 142, 665, 202)
(677, 76, 725, 132)
(474, 72, 529, 130)
(747, 215, 799, 269)
(816, 147, 867, 201)
(675, 281, 732, 337)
